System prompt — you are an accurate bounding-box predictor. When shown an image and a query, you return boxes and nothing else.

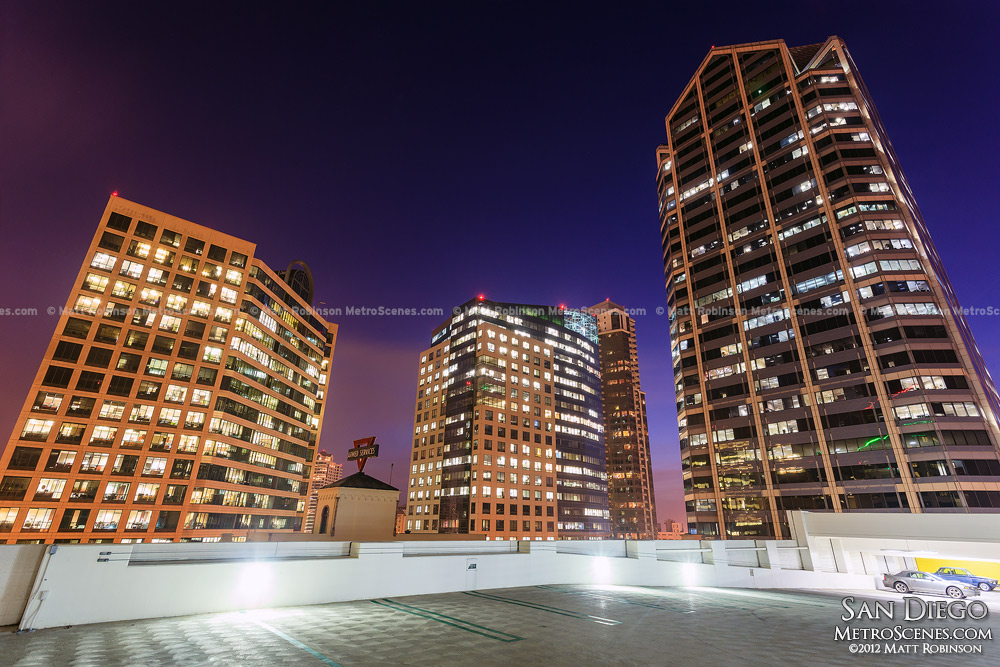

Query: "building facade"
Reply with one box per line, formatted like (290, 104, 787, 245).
(405, 298, 610, 540)
(585, 301, 658, 539)
(0, 196, 336, 543)
(657, 37, 1000, 539)
(303, 450, 343, 533)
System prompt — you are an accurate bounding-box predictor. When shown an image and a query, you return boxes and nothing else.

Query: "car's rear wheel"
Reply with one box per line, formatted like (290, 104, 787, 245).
(946, 586, 964, 599)
(894, 582, 908, 593)
(978, 582, 991, 591)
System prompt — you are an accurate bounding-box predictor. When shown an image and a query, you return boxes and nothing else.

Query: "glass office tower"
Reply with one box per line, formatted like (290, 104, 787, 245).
(585, 301, 658, 539)
(405, 299, 610, 539)
(657, 37, 1000, 539)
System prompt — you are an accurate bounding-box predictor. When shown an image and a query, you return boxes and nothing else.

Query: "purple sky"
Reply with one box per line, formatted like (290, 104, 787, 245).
(2, 2, 1000, 526)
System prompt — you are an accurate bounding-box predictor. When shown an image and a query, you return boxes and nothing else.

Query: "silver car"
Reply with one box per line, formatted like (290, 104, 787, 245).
(883, 570, 981, 598)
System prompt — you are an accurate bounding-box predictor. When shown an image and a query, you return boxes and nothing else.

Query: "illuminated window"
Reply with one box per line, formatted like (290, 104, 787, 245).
(157, 408, 181, 427)
(153, 248, 175, 266)
(142, 457, 168, 477)
(134, 484, 160, 503)
(120, 260, 143, 278)
(178, 256, 199, 274)
(104, 481, 130, 502)
(89, 426, 117, 446)
(20, 419, 54, 441)
(127, 240, 151, 259)
(80, 452, 110, 473)
(146, 268, 167, 286)
(177, 434, 200, 453)
(91, 252, 117, 271)
(159, 315, 181, 333)
(132, 309, 156, 328)
(166, 294, 188, 312)
(146, 358, 169, 377)
(121, 429, 146, 448)
(191, 389, 211, 406)
(111, 280, 137, 299)
(129, 404, 155, 424)
(126, 510, 152, 530)
(84, 273, 109, 293)
(98, 400, 126, 420)
(163, 385, 187, 403)
(31, 392, 64, 413)
(73, 295, 101, 315)
(94, 509, 122, 530)
(22, 508, 54, 531)
(191, 301, 211, 318)
(34, 478, 66, 500)
(139, 288, 162, 306)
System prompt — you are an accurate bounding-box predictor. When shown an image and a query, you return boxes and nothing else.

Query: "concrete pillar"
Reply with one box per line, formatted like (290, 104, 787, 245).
(626, 540, 657, 560)
(830, 538, 857, 574)
(710, 540, 728, 567)
(762, 540, 783, 570)
(787, 511, 818, 571)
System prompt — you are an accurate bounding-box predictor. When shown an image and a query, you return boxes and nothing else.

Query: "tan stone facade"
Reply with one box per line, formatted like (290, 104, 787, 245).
(405, 318, 560, 540)
(0, 197, 336, 543)
(313, 473, 399, 541)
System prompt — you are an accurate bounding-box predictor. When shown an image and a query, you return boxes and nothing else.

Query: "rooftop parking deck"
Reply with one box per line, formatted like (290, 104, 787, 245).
(3, 586, 998, 666)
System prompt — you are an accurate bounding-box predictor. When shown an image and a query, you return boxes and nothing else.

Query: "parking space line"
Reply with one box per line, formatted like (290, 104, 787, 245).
(536, 585, 696, 613)
(684, 588, 831, 608)
(372, 599, 523, 642)
(252, 619, 345, 667)
(463, 590, 621, 625)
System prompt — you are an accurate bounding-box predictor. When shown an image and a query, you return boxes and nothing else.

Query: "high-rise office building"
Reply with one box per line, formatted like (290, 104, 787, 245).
(405, 298, 610, 540)
(303, 450, 343, 533)
(584, 301, 658, 539)
(0, 196, 336, 543)
(657, 37, 1000, 539)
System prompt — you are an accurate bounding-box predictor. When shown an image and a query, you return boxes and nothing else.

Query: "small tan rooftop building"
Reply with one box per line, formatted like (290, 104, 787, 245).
(313, 471, 399, 541)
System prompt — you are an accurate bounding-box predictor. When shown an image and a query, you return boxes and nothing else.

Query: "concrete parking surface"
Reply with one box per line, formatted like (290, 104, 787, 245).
(2, 585, 998, 666)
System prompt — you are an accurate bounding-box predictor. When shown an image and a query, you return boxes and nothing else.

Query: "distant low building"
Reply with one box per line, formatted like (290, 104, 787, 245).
(304, 450, 343, 533)
(395, 506, 406, 535)
(657, 519, 686, 540)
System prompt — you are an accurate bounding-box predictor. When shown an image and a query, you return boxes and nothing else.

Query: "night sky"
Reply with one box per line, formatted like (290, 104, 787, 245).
(2, 1, 999, 525)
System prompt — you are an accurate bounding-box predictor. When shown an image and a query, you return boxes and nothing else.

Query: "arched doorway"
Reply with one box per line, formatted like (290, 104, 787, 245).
(319, 506, 329, 534)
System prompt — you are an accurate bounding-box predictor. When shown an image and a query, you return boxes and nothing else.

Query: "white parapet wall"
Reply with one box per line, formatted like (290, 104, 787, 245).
(11, 510, 1000, 631)
(11, 537, 877, 631)
(0, 544, 44, 626)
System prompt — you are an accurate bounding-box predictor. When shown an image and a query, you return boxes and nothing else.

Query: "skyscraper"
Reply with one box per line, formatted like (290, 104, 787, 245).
(0, 197, 336, 543)
(584, 301, 658, 539)
(657, 37, 1000, 540)
(405, 298, 610, 539)
(304, 450, 343, 533)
